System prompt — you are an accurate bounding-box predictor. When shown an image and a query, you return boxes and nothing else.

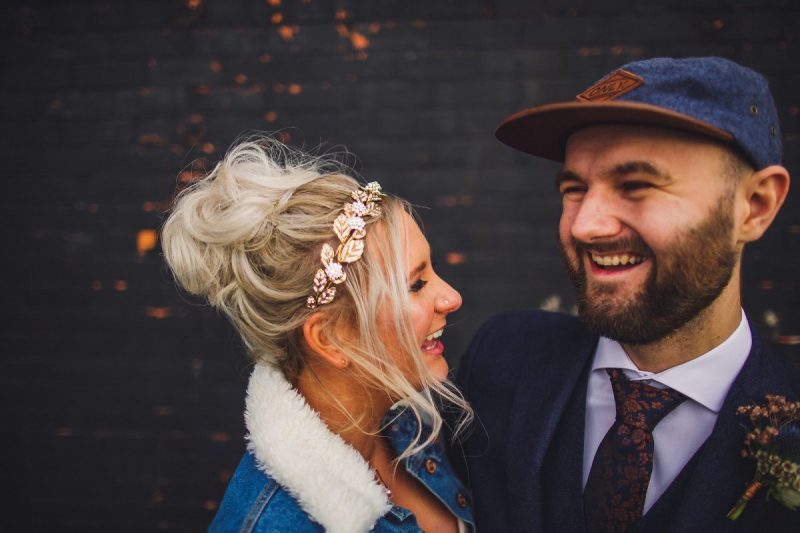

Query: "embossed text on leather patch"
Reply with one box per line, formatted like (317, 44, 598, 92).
(576, 69, 644, 102)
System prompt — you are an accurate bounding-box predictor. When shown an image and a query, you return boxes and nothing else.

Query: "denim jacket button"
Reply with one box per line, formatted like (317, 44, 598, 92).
(424, 458, 437, 474)
(456, 492, 469, 508)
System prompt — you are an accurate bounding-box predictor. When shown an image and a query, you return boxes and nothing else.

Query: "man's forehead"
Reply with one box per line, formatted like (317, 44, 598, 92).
(566, 123, 715, 149)
(563, 124, 731, 167)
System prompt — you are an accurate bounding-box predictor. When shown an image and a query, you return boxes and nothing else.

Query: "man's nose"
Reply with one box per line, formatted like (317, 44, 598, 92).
(569, 191, 624, 243)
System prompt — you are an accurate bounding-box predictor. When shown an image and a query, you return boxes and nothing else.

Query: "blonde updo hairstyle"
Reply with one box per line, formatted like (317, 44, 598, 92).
(161, 137, 471, 459)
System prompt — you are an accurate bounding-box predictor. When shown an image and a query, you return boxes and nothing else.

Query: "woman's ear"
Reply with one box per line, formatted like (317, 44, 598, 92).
(302, 312, 349, 369)
(737, 164, 790, 243)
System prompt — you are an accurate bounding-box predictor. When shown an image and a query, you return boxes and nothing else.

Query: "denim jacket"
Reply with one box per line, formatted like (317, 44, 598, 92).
(209, 364, 475, 533)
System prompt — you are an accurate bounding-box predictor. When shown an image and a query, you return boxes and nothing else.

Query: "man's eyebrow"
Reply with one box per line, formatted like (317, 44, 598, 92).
(555, 169, 583, 189)
(608, 161, 670, 181)
(555, 161, 671, 189)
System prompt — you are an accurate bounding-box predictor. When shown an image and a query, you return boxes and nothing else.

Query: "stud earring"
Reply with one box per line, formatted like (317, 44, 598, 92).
(340, 358, 348, 368)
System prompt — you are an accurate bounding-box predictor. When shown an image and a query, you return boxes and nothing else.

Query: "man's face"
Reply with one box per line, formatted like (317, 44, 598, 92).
(558, 125, 741, 345)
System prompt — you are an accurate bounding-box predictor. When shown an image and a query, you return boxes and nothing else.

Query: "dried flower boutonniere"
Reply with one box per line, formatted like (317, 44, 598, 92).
(727, 394, 800, 520)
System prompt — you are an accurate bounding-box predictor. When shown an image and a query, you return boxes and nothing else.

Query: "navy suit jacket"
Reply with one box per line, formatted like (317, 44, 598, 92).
(456, 310, 799, 532)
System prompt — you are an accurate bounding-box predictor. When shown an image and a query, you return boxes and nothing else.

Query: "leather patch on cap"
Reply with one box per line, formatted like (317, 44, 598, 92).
(576, 69, 644, 102)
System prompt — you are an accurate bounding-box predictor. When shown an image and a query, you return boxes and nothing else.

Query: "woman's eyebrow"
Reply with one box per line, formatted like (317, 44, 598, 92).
(408, 261, 427, 279)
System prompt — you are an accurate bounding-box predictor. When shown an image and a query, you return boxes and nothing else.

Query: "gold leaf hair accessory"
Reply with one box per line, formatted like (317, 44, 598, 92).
(306, 181, 384, 309)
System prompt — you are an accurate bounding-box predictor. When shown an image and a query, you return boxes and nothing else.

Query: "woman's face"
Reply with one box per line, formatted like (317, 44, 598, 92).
(395, 211, 462, 382)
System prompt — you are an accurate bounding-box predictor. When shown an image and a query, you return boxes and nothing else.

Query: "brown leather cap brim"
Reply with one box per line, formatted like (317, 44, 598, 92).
(495, 101, 734, 162)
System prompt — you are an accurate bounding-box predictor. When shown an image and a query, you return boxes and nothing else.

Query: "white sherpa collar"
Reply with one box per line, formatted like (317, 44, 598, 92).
(245, 364, 392, 533)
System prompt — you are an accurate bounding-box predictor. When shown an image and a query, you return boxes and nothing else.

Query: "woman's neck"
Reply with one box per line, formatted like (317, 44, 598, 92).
(295, 363, 392, 466)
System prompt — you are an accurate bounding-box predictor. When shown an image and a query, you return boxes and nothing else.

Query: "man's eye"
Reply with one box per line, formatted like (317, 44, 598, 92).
(410, 279, 428, 293)
(559, 184, 586, 195)
(621, 181, 652, 192)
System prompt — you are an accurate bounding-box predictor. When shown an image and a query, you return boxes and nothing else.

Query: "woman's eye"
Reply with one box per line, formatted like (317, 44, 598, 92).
(410, 279, 428, 293)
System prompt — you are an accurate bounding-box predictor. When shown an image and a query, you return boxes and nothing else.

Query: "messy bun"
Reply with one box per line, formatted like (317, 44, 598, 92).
(162, 138, 363, 377)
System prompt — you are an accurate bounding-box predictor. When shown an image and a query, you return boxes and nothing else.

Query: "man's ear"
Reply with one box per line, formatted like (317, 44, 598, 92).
(737, 164, 790, 243)
(302, 312, 349, 369)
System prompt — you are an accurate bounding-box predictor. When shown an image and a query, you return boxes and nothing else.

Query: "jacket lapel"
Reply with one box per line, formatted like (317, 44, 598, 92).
(541, 358, 593, 533)
(505, 325, 598, 531)
(667, 332, 797, 532)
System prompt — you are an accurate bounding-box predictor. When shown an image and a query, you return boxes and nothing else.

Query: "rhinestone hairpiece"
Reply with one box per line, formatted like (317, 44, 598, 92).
(306, 181, 384, 309)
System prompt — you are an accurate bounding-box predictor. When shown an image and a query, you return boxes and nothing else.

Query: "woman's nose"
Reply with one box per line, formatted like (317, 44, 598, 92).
(436, 283, 462, 314)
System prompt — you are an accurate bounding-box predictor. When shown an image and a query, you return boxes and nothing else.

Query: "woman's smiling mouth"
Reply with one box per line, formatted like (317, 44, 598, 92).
(421, 328, 444, 355)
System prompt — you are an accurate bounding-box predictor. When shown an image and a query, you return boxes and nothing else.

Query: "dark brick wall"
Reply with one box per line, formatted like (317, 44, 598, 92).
(2, 0, 798, 530)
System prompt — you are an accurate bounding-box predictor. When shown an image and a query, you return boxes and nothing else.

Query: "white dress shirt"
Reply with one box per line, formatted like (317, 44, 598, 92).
(582, 310, 752, 513)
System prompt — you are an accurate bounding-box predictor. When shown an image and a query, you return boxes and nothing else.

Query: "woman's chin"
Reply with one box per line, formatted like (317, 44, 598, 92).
(423, 352, 450, 382)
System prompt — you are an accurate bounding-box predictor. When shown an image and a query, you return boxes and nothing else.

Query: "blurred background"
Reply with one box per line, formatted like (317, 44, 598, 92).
(2, 0, 799, 530)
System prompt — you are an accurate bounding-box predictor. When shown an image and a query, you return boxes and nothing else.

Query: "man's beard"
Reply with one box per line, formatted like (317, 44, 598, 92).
(561, 200, 739, 345)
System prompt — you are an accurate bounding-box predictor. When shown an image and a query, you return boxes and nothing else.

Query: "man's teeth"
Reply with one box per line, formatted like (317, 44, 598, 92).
(424, 329, 443, 342)
(590, 254, 644, 267)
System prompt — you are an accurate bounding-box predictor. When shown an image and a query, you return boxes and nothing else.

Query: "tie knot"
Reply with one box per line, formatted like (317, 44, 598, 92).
(606, 368, 687, 431)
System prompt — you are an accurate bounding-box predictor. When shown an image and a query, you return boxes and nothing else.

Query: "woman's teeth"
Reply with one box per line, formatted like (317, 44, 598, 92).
(590, 253, 644, 267)
(421, 329, 445, 354)
(424, 329, 443, 342)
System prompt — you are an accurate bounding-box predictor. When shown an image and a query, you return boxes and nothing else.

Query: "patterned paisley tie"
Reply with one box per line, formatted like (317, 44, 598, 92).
(583, 368, 687, 533)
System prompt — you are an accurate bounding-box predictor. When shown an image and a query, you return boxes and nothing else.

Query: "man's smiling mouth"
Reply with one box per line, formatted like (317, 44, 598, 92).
(590, 253, 646, 268)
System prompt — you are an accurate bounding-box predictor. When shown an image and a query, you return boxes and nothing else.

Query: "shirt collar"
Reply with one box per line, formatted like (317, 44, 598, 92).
(591, 310, 752, 413)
